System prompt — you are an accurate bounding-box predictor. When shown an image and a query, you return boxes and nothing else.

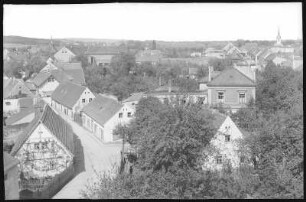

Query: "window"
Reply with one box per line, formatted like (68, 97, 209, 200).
(41, 142, 47, 149)
(225, 135, 231, 142)
(119, 113, 123, 118)
(198, 97, 205, 105)
(216, 156, 222, 164)
(5, 102, 11, 106)
(240, 156, 245, 163)
(48, 77, 55, 82)
(217, 92, 224, 103)
(34, 143, 40, 150)
(82, 99, 86, 103)
(239, 92, 246, 104)
(127, 112, 132, 117)
(89, 98, 92, 102)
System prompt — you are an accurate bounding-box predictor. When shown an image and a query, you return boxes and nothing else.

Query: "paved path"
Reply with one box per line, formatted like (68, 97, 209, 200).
(52, 113, 123, 199)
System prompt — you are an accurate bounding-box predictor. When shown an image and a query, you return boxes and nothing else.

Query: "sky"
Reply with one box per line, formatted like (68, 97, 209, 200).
(3, 3, 303, 41)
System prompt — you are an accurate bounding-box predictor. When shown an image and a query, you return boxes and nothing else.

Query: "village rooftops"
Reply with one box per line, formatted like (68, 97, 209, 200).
(81, 94, 123, 127)
(10, 104, 74, 156)
(146, 85, 207, 96)
(85, 46, 123, 55)
(207, 67, 256, 87)
(5, 107, 36, 126)
(32, 69, 75, 87)
(3, 78, 34, 99)
(51, 82, 87, 109)
(3, 152, 19, 174)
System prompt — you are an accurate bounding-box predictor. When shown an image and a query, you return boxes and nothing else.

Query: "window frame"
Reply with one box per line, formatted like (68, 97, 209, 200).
(225, 135, 231, 142)
(82, 99, 86, 103)
(119, 113, 123, 118)
(127, 112, 132, 117)
(216, 155, 223, 164)
(238, 92, 246, 104)
(217, 91, 225, 103)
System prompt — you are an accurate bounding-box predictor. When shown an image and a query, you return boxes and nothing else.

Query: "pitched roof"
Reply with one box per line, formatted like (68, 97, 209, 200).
(212, 111, 227, 129)
(198, 71, 221, 83)
(3, 78, 27, 99)
(10, 104, 74, 156)
(207, 68, 256, 87)
(5, 107, 35, 126)
(51, 82, 86, 109)
(123, 92, 145, 103)
(32, 69, 76, 87)
(4, 152, 19, 173)
(81, 94, 123, 127)
(24, 81, 36, 91)
(234, 66, 256, 81)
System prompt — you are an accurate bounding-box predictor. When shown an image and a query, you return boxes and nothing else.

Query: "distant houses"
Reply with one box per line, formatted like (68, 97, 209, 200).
(135, 49, 164, 66)
(81, 94, 133, 142)
(3, 77, 35, 114)
(54, 46, 76, 63)
(50, 82, 95, 119)
(85, 46, 121, 67)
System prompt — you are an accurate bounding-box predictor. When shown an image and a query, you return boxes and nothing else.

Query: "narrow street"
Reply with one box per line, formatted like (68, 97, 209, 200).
(52, 113, 123, 199)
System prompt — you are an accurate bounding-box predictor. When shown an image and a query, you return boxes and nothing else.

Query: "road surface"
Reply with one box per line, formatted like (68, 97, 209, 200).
(52, 113, 123, 199)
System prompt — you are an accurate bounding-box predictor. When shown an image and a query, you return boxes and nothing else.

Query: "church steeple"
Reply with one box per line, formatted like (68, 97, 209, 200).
(275, 27, 283, 46)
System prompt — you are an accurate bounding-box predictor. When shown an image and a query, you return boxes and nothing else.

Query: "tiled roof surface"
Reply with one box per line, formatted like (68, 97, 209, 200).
(207, 68, 256, 87)
(10, 104, 74, 156)
(234, 66, 255, 82)
(5, 107, 35, 126)
(32, 69, 77, 87)
(198, 71, 221, 83)
(212, 111, 227, 129)
(81, 94, 123, 126)
(24, 81, 36, 90)
(123, 92, 145, 103)
(51, 82, 86, 109)
(19, 97, 34, 108)
(3, 78, 30, 99)
(4, 152, 19, 173)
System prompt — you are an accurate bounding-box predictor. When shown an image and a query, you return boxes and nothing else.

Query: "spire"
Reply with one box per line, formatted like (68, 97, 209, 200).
(275, 27, 283, 46)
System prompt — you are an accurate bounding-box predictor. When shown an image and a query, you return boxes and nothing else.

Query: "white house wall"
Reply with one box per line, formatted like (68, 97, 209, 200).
(54, 47, 75, 63)
(202, 116, 245, 171)
(15, 122, 73, 179)
(72, 88, 96, 114)
(3, 99, 19, 113)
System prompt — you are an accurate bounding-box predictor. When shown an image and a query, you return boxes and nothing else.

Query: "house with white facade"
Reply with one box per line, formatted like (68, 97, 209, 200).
(32, 60, 85, 97)
(81, 94, 133, 142)
(51, 82, 95, 119)
(54, 46, 76, 63)
(122, 92, 145, 114)
(3, 78, 35, 114)
(10, 104, 74, 195)
(202, 110, 251, 171)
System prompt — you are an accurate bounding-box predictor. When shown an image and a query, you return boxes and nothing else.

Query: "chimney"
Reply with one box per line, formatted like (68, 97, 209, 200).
(208, 66, 214, 82)
(168, 79, 172, 93)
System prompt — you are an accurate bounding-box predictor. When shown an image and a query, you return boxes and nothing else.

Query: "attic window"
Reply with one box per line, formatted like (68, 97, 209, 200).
(119, 113, 123, 118)
(225, 135, 231, 142)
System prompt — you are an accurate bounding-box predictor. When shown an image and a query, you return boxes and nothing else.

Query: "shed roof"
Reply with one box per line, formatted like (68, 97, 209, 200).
(81, 94, 123, 127)
(10, 104, 74, 156)
(51, 82, 86, 109)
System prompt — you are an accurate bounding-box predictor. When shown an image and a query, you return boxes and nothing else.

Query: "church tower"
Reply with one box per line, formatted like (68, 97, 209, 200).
(275, 27, 283, 46)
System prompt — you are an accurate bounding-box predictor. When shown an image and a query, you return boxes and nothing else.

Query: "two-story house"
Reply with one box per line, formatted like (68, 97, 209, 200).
(50, 82, 95, 119)
(207, 66, 256, 113)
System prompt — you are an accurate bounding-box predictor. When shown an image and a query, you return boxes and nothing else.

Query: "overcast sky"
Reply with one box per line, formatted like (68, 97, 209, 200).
(3, 3, 302, 41)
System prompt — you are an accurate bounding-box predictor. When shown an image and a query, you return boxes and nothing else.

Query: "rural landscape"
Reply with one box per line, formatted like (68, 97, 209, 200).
(3, 3, 303, 200)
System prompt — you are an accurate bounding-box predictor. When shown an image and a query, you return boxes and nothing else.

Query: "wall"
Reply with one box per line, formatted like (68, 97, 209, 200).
(82, 113, 105, 141)
(3, 99, 20, 113)
(15, 123, 74, 180)
(202, 116, 245, 171)
(5, 165, 20, 199)
(72, 88, 95, 114)
(54, 47, 75, 63)
(208, 87, 255, 110)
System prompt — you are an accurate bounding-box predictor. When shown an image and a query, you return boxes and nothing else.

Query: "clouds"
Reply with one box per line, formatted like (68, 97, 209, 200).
(3, 3, 302, 41)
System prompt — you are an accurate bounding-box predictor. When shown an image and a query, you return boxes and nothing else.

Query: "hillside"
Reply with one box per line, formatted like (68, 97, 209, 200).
(3, 35, 61, 46)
